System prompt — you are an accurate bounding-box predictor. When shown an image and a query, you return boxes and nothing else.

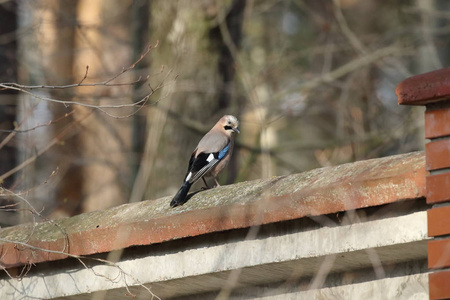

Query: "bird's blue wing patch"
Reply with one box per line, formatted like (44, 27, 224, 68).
(218, 143, 230, 160)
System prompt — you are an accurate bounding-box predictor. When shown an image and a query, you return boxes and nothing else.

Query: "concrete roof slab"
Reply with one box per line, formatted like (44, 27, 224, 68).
(0, 152, 426, 268)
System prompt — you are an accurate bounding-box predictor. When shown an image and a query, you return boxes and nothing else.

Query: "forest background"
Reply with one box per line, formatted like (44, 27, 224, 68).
(0, 0, 447, 226)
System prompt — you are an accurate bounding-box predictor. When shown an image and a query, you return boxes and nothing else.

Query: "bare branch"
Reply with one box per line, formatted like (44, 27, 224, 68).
(0, 41, 170, 119)
(0, 41, 160, 90)
(0, 111, 75, 134)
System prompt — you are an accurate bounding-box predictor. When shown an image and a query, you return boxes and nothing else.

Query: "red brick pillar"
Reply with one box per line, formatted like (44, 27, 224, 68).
(396, 68, 450, 300)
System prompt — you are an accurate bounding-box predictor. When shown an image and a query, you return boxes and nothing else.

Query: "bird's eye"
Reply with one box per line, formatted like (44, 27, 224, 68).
(227, 121, 231, 125)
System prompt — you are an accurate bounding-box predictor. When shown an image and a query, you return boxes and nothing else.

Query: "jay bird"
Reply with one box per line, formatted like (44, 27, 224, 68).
(170, 115, 240, 207)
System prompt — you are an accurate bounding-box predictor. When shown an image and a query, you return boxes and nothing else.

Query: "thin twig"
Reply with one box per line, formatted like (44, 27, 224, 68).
(0, 111, 75, 133)
(0, 112, 91, 184)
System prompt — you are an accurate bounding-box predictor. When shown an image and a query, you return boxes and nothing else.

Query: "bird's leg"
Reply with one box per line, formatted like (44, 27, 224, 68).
(201, 177, 211, 190)
(213, 177, 221, 187)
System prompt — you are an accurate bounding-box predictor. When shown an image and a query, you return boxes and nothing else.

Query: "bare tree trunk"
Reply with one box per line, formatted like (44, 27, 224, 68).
(209, 0, 246, 184)
(130, 0, 151, 186)
(0, 0, 18, 226)
(0, 1, 18, 189)
(75, 0, 132, 212)
(47, 0, 83, 217)
(210, 0, 246, 113)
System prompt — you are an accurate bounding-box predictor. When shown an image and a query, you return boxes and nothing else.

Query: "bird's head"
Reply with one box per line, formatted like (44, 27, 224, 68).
(221, 115, 240, 135)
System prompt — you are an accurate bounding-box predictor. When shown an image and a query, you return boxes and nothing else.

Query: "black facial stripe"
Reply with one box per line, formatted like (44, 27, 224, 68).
(224, 125, 233, 130)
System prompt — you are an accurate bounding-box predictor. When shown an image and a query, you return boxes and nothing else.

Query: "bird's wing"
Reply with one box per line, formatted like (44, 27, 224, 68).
(185, 143, 231, 184)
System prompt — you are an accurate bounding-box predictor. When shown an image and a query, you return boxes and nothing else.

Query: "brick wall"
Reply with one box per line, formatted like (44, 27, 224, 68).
(396, 68, 450, 300)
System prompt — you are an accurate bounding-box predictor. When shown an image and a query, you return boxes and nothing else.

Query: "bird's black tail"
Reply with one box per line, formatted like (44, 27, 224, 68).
(170, 181, 192, 207)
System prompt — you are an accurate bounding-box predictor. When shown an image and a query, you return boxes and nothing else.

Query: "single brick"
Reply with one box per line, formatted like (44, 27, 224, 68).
(426, 107, 450, 139)
(428, 206, 450, 237)
(428, 238, 450, 269)
(426, 139, 450, 171)
(427, 173, 450, 204)
(430, 270, 450, 300)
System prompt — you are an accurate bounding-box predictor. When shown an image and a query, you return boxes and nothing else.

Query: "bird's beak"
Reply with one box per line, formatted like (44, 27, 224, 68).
(233, 127, 240, 134)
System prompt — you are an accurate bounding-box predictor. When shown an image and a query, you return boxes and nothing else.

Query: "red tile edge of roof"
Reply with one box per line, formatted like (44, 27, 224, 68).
(396, 67, 450, 105)
(0, 151, 426, 269)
